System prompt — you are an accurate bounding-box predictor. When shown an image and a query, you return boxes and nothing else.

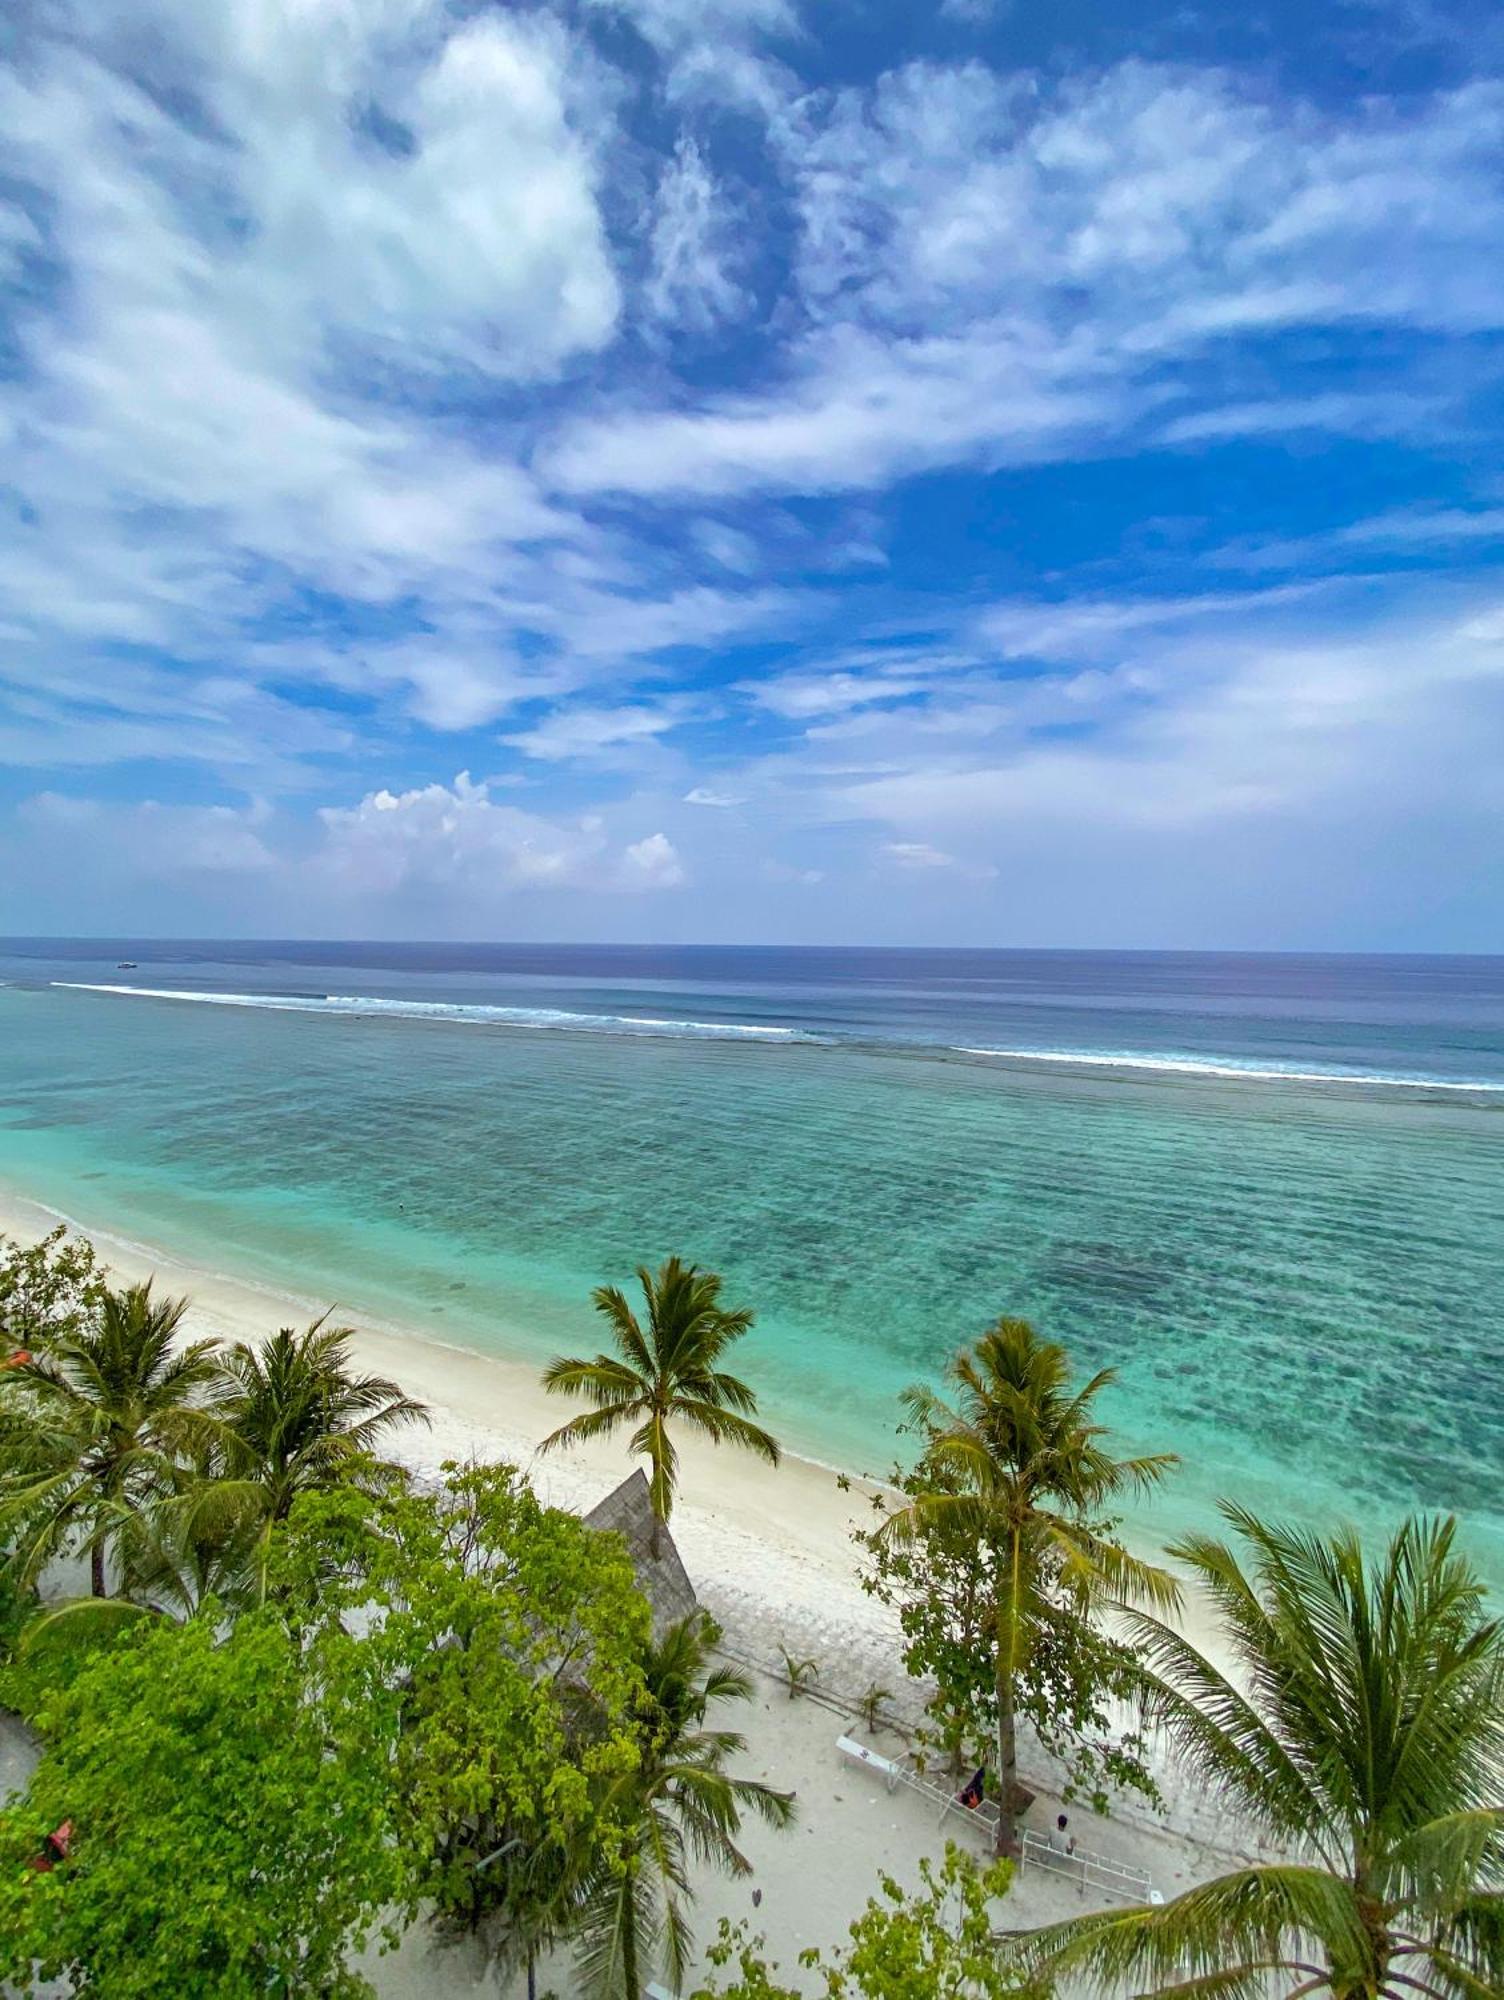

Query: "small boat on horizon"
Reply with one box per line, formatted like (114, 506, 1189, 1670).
(116, 961, 137, 969)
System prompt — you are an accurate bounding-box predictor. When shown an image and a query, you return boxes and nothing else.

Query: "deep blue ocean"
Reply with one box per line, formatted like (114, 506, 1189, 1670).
(1, 940, 1501, 1572)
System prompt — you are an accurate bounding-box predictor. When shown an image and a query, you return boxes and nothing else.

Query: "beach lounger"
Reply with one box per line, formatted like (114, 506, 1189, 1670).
(836, 1733, 899, 1785)
(836, 1732, 1002, 1835)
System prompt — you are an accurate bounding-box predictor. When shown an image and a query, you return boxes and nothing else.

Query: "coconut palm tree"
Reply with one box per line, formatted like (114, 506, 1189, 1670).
(16, 1471, 267, 1654)
(540, 1258, 779, 1557)
(0, 1281, 222, 1596)
(195, 1318, 428, 1593)
(877, 1317, 1179, 1854)
(575, 1611, 795, 1998)
(1005, 1508, 1504, 2000)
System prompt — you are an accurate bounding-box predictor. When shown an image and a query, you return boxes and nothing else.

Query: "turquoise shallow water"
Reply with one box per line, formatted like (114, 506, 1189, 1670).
(1, 944, 1501, 1577)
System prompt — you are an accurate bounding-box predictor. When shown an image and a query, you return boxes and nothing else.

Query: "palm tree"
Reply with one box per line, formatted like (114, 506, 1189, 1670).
(877, 1317, 1179, 1854)
(200, 1318, 428, 1590)
(1005, 1508, 1504, 2000)
(540, 1258, 780, 1557)
(0, 1281, 222, 1596)
(576, 1611, 795, 1998)
(15, 1473, 266, 1654)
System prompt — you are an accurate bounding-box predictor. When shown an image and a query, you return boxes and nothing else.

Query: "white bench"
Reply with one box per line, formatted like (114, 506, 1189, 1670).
(836, 1733, 899, 1785)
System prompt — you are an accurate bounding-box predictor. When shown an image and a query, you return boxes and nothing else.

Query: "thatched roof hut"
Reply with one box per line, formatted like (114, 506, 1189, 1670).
(584, 1469, 698, 1638)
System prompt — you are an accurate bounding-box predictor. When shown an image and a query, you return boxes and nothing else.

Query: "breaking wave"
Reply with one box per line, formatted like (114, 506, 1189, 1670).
(53, 984, 814, 1042)
(955, 1046, 1504, 1093)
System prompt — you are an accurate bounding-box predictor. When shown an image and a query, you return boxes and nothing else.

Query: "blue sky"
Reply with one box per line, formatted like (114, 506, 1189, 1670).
(3, 0, 1503, 947)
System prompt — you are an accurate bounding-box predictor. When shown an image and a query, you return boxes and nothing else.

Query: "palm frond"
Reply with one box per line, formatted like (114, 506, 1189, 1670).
(1007, 1864, 1365, 1997)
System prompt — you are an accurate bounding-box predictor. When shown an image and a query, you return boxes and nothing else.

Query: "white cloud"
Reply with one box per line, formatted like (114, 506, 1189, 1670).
(314, 773, 687, 897)
(978, 584, 1321, 661)
(810, 591, 1504, 837)
(503, 702, 689, 762)
(546, 63, 1504, 501)
(0, 0, 778, 767)
(585, 0, 798, 54)
(643, 138, 749, 333)
(20, 793, 275, 876)
(4, 5, 1504, 946)
(690, 521, 763, 574)
(1214, 504, 1504, 572)
(545, 320, 1114, 498)
(1158, 391, 1439, 445)
(621, 831, 686, 886)
(883, 840, 959, 868)
(747, 668, 934, 719)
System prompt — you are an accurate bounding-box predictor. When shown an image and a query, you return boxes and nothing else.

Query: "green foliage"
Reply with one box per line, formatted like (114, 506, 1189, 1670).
(576, 1610, 796, 1999)
(1006, 1509, 1504, 2000)
(777, 1644, 821, 1699)
(0, 1280, 224, 1597)
(856, 1451, 1161, 1812)
(0, 1227, 107, 1356)
(695, 1845, 1020, 1998)
(0, 1459, 665, 1997)
(856, 1682, 893, 1733)
(0, 1610, 405, 1997)
(541, 1255, 780, 1546)
(871, 1318, 1178, 1849)
(0, 1560, 36, 1664)
(204, 1317, 429, 1553)
(275, 1461, 654, 1954)
(0, 1557, 39, 1716)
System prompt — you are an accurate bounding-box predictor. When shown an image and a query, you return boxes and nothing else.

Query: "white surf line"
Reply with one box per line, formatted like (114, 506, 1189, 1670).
(52, 982, 806, 1041)
(956, 1046, 1503, 1092)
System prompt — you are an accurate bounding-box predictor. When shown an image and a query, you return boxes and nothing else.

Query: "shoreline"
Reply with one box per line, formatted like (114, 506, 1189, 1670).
(0, 1175, 1265, 1855)
(0, 1185, 1276, 1991)
(0, 1176, 1248, 1680)
(0, 1181, 910, 1672)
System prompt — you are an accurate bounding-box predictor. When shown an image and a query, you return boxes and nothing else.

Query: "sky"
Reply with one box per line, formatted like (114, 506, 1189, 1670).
(3, 0, 1504, 949)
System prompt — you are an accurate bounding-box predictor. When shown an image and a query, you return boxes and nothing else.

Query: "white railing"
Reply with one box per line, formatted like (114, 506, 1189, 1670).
(1018, 1827, 1159, 1904)
(837, 1733, 1001, 1837)
(837, 1736, 1159, 1904)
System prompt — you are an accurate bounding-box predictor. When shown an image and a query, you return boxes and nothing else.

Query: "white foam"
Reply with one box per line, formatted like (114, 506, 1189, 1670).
(956, 1046, 1503, 1093)
(53, 983, 810, 1043)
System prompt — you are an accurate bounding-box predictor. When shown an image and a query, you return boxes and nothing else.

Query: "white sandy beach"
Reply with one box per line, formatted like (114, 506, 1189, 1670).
(0, 1182, 1268, 1994)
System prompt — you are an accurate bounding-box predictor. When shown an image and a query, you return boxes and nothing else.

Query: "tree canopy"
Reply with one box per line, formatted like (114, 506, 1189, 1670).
(1005, 1508, 1504, 1999)
(874, 1318, 1178, 1850)
(0, 1227, 108, 1358)
(0, 1609, 405, 1997)
(541, 1256, 779, 1552)
(692, 1846, 1021, 1999)
(0, 1460, 658, 1998)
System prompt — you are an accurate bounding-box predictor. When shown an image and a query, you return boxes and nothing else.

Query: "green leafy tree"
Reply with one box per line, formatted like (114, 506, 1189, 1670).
(876, 1318, 1179, 1853)
(0, 1281, 222, 1596)
(577, 1610, 796, 1999)
(1006, 1508, 1504, 2000)
(693, 1845, 1020, 1998)
(275, 1461, 653, 1988)
(0, 1609, 406, 1997)
(541, 1257, 780, 1556)
(0, 1226, 108, 1359)
(856, 1450, 1161, 1812)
